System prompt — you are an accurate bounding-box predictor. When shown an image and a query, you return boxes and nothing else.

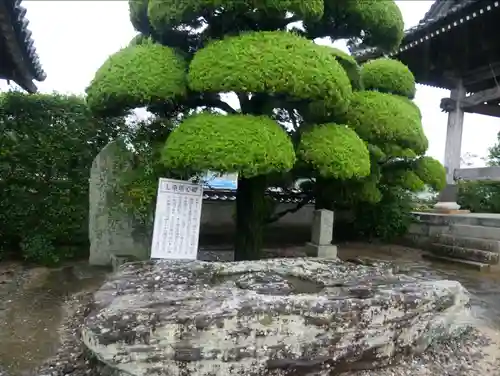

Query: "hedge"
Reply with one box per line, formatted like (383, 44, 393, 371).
(0, 91, 125, 265)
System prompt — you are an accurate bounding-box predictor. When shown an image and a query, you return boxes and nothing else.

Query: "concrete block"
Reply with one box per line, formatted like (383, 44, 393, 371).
(437, 234, 500, 253)
(422, 253, 491, 271)
(408, 223, 429, 236)
(429, 243, 499, 265)
(450, 224, 500, 241)
(428, 225, 450, 237)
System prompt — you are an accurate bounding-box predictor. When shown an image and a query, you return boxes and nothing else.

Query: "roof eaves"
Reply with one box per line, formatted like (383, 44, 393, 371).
(9, 0, 46, 82)
(421, 0, 461, 23)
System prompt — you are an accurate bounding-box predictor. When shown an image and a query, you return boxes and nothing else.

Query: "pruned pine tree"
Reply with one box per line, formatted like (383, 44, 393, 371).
(86, 0, 445, 260)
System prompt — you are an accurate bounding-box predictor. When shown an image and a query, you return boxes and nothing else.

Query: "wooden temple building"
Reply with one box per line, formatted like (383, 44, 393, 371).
(0, 0, 45, 92)
(354, 0, 500, 270)
(354, 0, 500, 210)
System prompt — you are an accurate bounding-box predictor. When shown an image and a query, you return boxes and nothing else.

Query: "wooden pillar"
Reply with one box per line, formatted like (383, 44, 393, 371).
(434, 79, 466, 211)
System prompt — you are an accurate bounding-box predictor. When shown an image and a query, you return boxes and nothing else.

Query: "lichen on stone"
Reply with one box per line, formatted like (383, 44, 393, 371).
(82, 258, 469, 376)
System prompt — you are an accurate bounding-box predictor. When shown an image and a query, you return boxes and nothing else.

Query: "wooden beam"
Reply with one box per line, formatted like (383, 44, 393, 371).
(441, 86, 500, 113)
(454, 167, 500, 181)
(462, 62, 500, 87)
(464, 103, 500, 117)
(461, 86, 500, 107)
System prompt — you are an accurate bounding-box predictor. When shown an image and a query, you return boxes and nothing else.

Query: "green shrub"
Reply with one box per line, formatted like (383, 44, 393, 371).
(458, 181, 500, 213)
(0, 91, 125, 265)
(335, 186, 413, 241)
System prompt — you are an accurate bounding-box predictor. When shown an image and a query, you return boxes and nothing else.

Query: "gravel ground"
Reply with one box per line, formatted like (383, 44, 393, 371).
(349, 327, 500, 376)
(10, 245, 500, 376)
(36, 291, 111, 376)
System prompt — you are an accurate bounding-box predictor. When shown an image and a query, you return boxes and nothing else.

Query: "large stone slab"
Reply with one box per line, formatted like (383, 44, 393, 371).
(82, 258, 469, 376)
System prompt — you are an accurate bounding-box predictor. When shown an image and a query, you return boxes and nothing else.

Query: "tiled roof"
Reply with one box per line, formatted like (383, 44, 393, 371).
(421, 0, 465, 22)
(0, 0, 46, 91)
(352, 0, 493, 62)
(203, 189, 314, 204)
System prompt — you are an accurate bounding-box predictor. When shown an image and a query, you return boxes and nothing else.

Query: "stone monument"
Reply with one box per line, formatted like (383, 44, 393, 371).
(88, 140, 150, 266)
(305, 209, 337, 258)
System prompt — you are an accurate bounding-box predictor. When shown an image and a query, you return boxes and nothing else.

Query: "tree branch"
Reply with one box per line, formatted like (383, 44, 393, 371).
(190, 94, 238, 114)
(206, 99, 238, 114)
(284, 15, 301, 27)
(266, 192, 314, 224)
(236, 92, 250, 113)
(287, 108, 299, 131)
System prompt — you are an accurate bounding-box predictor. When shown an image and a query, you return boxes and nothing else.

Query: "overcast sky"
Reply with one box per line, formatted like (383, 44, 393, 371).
(4, 1, 498, 167)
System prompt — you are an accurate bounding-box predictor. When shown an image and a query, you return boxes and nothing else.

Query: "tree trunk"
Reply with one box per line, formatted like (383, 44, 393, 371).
(234, 175, 267, 261)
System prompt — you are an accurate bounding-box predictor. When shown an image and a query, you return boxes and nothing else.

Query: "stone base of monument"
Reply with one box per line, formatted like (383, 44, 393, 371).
(110, 254, 140, 273)
(305, 242, 338, 258)
(433, 184, 462, 213)
(433, 201, 462, 211)
(305, 209, 338, 258)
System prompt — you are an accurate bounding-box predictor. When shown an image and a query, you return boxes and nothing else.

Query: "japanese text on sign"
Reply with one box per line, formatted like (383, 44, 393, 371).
(150, 178, 203, 260)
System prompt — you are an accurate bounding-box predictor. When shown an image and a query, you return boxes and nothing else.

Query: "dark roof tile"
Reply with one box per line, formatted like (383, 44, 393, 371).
(6, 0, 46, 82)
(202, 189, 314, 204)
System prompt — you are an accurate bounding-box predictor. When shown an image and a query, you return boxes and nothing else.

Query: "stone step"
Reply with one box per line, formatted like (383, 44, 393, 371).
(449, 224, 500, 240)
(436, 234, 500, 253)
(430, 243, 499, 265)
(422, 253, 491, 271)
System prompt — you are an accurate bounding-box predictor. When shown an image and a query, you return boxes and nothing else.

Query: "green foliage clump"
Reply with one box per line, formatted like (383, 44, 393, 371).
(161, 113, 295, 177)
(383, 144, 417, 159)
(320, 46, 362, 90)
(188, 31, 352, 113)
(86, 42, 187, 116)
(147, 0, 323, 31)
(357, 178, 382, 204)
(345, 91, 428, 155)
(298, 124, 370, 179)
(361, 58, 416, 99)
(304, 0, 404, 52)
(129, 34, 149, 46)
(0, 92, 125, 265)
(414, 156, 446, 191)
(387, 170, 425, 192)
(342, 0, 404, 52)
(129, 0, 150, 34)
(397, 95, 422, 119)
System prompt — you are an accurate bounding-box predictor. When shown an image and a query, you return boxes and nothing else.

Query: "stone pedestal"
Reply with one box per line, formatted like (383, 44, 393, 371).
(434, 184, 461, 211)
(305, 209, 337, 259)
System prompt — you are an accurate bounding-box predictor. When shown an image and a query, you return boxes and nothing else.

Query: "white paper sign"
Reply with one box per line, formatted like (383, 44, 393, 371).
(150, 178, 203, 260)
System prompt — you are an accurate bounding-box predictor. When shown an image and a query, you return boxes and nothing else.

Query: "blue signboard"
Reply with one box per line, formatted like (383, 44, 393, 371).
(202, 172, 238, 190)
